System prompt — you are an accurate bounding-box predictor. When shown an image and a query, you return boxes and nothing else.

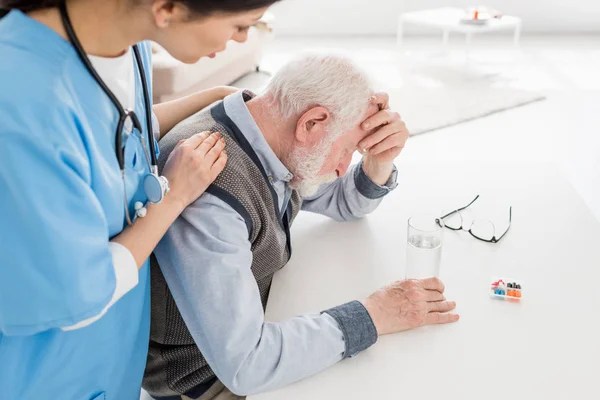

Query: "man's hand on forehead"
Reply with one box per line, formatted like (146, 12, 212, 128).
(355, 91, 408, 185)
(356, 92, 409, 158)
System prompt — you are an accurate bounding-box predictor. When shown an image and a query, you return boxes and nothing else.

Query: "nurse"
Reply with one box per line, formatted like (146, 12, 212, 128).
(0, 0, 278, 399)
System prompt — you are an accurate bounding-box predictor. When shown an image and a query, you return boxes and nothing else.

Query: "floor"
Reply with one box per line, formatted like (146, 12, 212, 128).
(253, 34, 600, 221)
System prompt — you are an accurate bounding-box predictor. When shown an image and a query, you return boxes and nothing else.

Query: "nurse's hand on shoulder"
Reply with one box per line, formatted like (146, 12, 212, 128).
(162, 131, 227, 210)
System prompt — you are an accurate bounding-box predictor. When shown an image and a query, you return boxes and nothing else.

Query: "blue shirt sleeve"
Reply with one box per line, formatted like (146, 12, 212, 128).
(0, 131, 118, 336)
(301, 162, 398, 221)
(154, 193, 348, 395)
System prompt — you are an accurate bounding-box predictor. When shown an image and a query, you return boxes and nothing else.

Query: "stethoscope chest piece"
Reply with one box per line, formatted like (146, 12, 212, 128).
(144, 173, 170, 204)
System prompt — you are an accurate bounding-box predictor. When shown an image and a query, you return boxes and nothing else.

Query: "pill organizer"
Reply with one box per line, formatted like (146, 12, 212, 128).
(490, 277, 523, 300)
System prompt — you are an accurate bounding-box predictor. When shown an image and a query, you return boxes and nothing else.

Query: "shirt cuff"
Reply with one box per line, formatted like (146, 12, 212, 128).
(323, 300, 378, 359)
(61, 242, 139, 331)
(353, 161, 399, 200)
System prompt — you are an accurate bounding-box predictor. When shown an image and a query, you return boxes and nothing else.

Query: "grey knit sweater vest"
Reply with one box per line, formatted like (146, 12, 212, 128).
(143, 93, 302, 398)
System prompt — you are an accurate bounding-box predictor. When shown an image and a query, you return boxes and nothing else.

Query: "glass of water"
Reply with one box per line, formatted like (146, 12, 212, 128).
(405, 215, 444, 279)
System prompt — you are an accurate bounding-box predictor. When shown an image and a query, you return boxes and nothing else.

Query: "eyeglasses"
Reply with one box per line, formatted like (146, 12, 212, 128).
(436, 195, 512, 244)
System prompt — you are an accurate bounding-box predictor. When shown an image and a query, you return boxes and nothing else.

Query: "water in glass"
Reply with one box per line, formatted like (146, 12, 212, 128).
(405, 234, 442, 279)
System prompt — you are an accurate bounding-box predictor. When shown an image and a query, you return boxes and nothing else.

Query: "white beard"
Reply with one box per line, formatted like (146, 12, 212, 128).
(286, 137, 338, 197)
(292, 171, 338, 197)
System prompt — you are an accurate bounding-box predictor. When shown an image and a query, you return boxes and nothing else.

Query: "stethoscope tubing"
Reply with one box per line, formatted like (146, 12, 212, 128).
(58, 1, 158, 171)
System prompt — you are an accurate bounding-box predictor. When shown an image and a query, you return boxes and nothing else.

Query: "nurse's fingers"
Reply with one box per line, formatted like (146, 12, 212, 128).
(205, 135, 226, 165)
(210, 151, 228, 180)
(181, 131, 211, 149)
(195, 132, 222, 155)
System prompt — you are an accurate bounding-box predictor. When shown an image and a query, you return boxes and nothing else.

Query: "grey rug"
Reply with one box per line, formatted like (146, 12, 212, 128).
(233, 50, 546, 136)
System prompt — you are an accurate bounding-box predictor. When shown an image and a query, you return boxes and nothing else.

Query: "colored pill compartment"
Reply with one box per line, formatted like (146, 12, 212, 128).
(490, 277, 523, 301)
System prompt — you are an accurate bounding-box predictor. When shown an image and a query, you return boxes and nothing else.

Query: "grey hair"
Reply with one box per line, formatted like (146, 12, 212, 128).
(264, 51, 374, 137)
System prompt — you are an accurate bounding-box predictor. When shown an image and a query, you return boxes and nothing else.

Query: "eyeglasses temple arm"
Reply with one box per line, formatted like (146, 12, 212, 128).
(495, 206, 513, 242)
(439, 195, 481, 219)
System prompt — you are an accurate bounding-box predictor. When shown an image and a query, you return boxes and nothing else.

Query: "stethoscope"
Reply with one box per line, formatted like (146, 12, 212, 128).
(59, 2, 169, 226)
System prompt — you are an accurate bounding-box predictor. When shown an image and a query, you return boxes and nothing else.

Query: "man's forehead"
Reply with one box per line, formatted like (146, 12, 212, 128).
(333, 102, 379, 148)
(340, 124, 370, 149)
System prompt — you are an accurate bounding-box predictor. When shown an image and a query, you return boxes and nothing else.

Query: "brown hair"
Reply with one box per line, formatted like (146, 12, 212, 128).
(0, 0, 279, 14)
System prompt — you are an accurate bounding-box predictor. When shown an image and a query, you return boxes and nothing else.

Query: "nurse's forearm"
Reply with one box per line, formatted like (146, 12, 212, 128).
(111, 196, 185, 269)
(153, 86, 237, 138)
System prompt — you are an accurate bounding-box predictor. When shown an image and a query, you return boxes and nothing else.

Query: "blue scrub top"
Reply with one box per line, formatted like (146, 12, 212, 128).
(0, 10, 158, 400)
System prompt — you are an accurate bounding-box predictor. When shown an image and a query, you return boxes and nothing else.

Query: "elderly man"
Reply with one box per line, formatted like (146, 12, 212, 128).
(143, 53, 459, 400)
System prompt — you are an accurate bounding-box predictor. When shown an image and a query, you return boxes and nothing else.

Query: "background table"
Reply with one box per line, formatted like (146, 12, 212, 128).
(249, 161, 600, 400)
(397, 8, 522, 48)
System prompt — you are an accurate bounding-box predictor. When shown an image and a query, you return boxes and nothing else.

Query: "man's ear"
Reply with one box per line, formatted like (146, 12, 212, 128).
(294, 106, 330, 145)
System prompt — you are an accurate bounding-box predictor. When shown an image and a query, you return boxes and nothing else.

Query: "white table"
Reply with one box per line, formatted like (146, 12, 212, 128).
(397, 8, 522, 48)
(249, 161, 600, 400)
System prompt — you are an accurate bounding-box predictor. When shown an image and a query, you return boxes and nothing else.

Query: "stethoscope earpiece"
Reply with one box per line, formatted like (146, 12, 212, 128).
(134, 202, 147, 218)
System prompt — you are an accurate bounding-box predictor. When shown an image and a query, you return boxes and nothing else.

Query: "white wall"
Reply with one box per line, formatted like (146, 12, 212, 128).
(269, 0, 600, 36)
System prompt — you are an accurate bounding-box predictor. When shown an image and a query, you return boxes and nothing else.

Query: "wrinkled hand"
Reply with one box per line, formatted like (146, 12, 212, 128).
(361, 277, 459, 336)
(162, 131, 227, 210)
(358, 92, 409, 185)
